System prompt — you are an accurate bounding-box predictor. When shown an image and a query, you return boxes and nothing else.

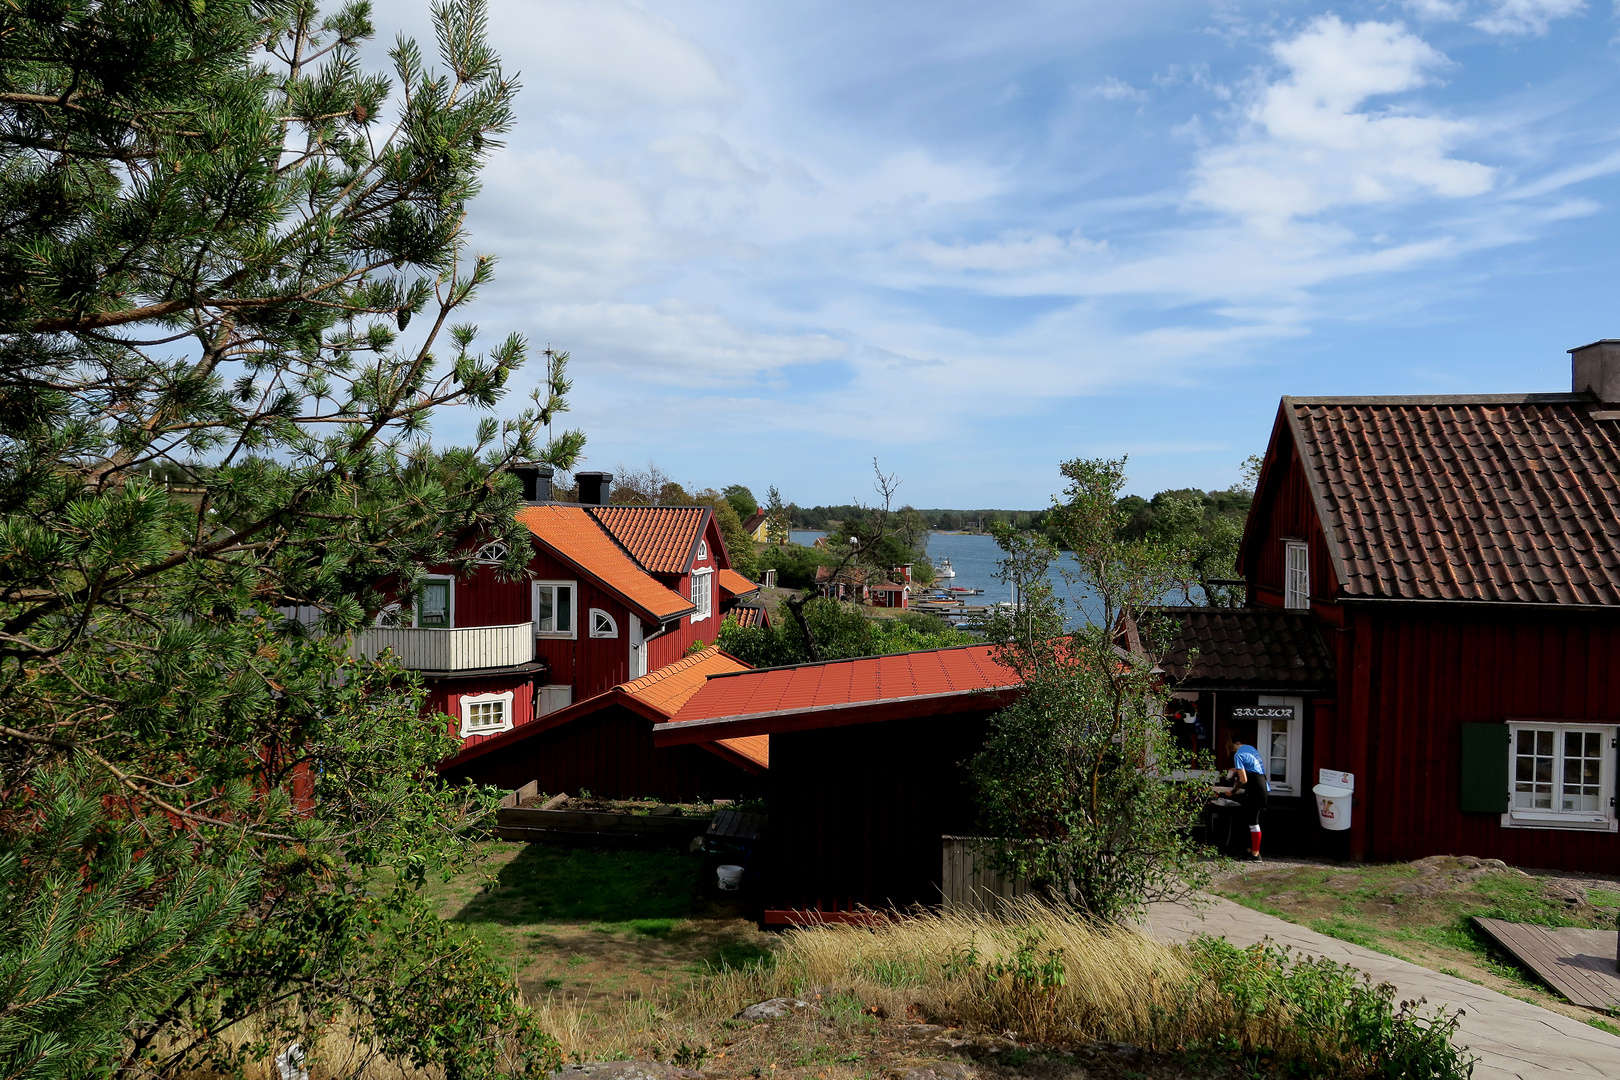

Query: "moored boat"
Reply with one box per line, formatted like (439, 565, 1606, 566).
(934, 557, 955, 578)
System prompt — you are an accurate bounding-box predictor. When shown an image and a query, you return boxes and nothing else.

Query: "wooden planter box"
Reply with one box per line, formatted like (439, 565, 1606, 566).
(492, 807, 711, 847)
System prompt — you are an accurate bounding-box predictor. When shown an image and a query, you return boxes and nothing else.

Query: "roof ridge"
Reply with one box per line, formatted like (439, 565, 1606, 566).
(700, 641, 996, 680)
(1284, 392, 1592, 406)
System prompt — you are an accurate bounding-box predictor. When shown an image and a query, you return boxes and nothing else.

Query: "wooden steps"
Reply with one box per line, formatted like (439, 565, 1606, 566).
(1473, 916, 1620, 1010)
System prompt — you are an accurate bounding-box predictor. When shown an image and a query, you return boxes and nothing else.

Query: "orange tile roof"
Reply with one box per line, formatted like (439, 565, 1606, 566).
(516, 505, 694, 623)
(588, 506, 709, 575)
(670, 644, 1019, 725)
(619, 645, 750, 715)
(716, 734, 769, 769)
(728, 606, 768, 629)
(717, 568, 759, 598)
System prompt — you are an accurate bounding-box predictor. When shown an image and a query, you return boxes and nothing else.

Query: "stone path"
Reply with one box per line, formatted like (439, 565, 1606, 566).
(1145, 894, 1620, 1080)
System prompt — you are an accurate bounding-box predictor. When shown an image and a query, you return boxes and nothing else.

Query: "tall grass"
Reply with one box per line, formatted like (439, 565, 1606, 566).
(165, 899, 1473, 1079)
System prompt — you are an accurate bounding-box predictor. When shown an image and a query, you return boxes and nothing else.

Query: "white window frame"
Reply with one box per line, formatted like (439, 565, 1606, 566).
(696, 539, 708, 561)
(690, 568, 713, 623)
(588, 608, 618, 639)
(459, 690, 514, 738)
(1257, 695, 1304, 797)
(1502, 721, 1619, 832)
(474, 540, 510, 565)
(532, 580, 577, 638)
(415, 575, 454, 629)
(1284, 541, 1309, 610)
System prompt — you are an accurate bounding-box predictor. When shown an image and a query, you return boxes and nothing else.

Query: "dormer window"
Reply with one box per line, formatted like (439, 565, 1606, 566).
(1284, 541, 1309, 610)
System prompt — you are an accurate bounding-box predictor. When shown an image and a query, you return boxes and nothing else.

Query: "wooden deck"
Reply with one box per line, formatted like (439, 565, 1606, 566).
(1473, 916, 1620, 1010)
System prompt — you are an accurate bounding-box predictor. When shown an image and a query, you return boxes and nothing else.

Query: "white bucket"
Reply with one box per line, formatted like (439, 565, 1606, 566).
(717, 864, 744, 891)
(1313, 784, 1353, 831)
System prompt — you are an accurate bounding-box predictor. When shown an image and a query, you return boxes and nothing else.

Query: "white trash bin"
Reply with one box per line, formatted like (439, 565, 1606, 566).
(717, 864, 745, 891)
(1313, 784, 1353, 831)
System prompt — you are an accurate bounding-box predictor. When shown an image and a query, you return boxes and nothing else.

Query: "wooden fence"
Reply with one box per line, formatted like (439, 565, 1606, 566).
(940, 836, 1033, 911)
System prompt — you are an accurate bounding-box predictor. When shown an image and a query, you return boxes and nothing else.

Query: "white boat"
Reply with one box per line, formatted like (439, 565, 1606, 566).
(935, 557, 956, 579)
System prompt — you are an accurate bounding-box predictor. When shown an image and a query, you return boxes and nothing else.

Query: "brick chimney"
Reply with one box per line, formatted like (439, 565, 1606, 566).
(576, 471, 613, 505)
(1570, 340, 1620, 404)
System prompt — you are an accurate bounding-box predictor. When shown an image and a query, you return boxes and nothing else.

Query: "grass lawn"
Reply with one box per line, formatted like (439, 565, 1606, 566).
(426, 841, 774, 1012)
(1212, 855, 1620, 1033)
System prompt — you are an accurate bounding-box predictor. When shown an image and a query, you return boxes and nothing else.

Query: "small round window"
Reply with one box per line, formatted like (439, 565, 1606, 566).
(589, 608, 618, 638)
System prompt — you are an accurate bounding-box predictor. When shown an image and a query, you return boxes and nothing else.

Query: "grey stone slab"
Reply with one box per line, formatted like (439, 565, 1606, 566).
(1145, 893, 1620, 1080)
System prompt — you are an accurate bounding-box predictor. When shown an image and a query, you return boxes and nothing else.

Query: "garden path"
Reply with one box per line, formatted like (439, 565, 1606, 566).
(1144, 893, 1620, 1080)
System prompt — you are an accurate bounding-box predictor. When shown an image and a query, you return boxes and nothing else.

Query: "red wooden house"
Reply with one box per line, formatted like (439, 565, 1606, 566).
(1159, 340, 1620, 872)
(351, 469, 765, 797)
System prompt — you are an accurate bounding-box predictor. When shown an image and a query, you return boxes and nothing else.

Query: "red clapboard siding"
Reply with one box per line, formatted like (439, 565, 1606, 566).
(425, 673, 536, 751)
(1344, 604, 1620, 872)
(1244, 430, 1340, 610)
(437, 702, 761, 802)
(763, 710, 994, 915)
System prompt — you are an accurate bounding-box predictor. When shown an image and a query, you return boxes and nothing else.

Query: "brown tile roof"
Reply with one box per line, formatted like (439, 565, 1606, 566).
(1281, 393, 1620, 605)
(727, 605, 768, 629)
(516, 505, 695, 622)
(716, 568, 759, 598)
(1141, 608, 1336, 692)
(742, 510, 768, 534)
(588, 506, 709, 575)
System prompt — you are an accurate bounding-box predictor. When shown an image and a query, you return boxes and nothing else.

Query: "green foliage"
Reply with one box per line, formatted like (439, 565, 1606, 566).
(722, 484, 759, 520)
(716, 598, 973, 668)
(1186, 937, 1476, 1080)
(764, 485, 791, 546)
(0, 1, 559, 1073)
(1115, 484, 1252, 606)
(971, 458, 1215, 922)
(757, 542, 827, 589)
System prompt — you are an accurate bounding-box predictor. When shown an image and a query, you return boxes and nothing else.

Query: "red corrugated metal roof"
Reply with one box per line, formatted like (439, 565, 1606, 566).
(670, 644, 1018, 724)
(588, 506, 709, 575)
(516, 505, 694, 622)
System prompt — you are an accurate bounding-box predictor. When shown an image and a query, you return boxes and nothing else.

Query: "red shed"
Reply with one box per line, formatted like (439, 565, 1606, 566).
(654, 644, 1021, 922)
(1215, 341, 1620, 872)
(440, 646, 766, 801)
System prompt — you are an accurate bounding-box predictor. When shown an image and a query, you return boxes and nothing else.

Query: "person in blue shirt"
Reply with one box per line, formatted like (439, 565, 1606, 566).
(1225, 732, 1270, 861)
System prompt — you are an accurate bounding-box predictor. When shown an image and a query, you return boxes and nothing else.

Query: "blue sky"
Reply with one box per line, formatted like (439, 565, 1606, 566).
(374, 0, 1620, 507)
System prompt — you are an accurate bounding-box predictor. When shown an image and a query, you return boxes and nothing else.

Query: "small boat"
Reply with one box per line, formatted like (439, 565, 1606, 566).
(934, 558, 955, 578)
(946, 586, 983, 595)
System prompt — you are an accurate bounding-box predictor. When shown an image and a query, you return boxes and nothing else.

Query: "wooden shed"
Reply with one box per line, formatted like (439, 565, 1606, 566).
(653, 644, 1021, 923)
(439, 646, 766, 802)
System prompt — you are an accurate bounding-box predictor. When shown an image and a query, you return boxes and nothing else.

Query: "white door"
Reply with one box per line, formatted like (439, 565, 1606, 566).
(1257, 695, 1304, 796)
(628, 616, 647, 679)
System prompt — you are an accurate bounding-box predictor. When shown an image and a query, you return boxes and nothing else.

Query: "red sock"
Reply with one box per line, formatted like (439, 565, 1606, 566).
(1249, 826, 1262, 855)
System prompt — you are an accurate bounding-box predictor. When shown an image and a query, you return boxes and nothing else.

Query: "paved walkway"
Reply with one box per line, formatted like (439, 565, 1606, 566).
(1144, 894, 1620, 1080)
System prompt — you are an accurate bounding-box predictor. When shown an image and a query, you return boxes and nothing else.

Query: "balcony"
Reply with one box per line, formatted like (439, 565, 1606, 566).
(352, 623, 533, 672)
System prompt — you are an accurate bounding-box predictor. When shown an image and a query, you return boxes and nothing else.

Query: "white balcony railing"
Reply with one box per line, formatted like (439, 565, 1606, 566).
(352, 623, 533, 672)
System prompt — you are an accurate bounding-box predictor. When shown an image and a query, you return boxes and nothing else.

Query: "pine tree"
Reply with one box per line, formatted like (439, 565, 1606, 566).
(0, 1, 570, 1073)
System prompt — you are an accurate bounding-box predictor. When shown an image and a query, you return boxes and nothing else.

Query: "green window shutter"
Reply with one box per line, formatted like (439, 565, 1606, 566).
(1460, 723, 1511, 813)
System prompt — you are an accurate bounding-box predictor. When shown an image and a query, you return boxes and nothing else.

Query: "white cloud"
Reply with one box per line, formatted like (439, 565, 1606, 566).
(1473, 0, 1585, 36)
(1403, 0, 1468, 20)
(1191, 17, 1495, 225)
(906, 230, 1103, 271)
(490, 0, 726, 113)
(1089, 76, 1146, 101)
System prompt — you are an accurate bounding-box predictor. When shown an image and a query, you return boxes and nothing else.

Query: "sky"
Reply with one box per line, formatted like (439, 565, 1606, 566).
(371, 0, 1620, 508)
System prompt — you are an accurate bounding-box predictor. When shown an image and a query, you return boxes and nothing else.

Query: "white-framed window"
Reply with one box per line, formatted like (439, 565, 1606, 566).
(1258, 695, 1304, 797)
(1284, 541, 1309, 610)
(532, 581, 576, 638)
(589, 608, 618, 638)
(1503, 722, 1618, 831)
(415, 576, 453, 628)
(690, 568, 713, 622)
(459, 690, 514, 738)
(696, 539, 708, 560)
(474, 540, 510, 565)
